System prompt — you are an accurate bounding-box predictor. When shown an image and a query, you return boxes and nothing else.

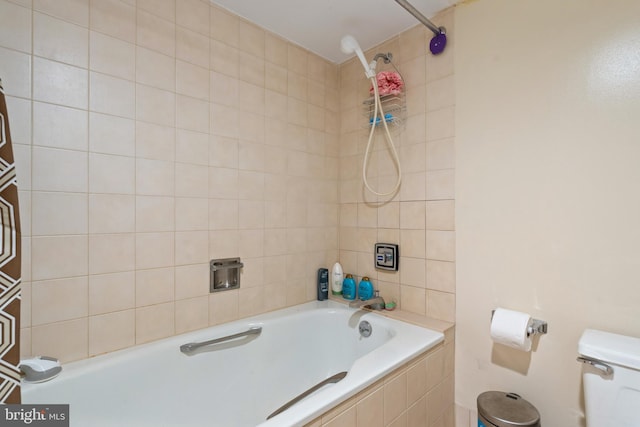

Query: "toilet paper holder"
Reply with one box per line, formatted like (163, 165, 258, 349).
(491, 310, 548, 337)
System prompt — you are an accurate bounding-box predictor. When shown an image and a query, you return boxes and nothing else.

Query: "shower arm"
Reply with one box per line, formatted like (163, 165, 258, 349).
(393, 0, 445, 36)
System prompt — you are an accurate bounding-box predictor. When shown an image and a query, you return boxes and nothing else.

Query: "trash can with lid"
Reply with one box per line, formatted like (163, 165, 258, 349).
(477, 391, 540, 427)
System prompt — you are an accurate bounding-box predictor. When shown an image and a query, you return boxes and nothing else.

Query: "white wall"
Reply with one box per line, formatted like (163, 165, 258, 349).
(455, 0, 640, 425)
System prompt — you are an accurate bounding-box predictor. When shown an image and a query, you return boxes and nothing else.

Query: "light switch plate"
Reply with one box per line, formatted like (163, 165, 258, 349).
(375, 243, 398, 271)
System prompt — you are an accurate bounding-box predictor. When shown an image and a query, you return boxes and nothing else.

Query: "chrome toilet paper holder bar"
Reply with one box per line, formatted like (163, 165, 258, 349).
(491, 310, 548, 337)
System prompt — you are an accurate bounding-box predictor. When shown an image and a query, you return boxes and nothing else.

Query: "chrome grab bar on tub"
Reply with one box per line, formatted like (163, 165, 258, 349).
(577, 355, 614, 376)
(180, 326, 262, 355)
(267, 371, 348, 420)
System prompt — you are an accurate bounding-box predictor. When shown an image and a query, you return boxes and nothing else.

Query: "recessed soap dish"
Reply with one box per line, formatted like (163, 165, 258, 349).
(210, 258, 243, 293)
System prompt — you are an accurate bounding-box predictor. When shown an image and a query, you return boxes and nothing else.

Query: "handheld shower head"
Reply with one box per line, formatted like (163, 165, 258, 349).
(340, 35, 376, 78)
(340, 35, 359, 54)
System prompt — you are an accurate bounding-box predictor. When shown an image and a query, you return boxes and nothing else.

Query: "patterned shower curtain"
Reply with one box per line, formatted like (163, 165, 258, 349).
(0, 78, 22, 404)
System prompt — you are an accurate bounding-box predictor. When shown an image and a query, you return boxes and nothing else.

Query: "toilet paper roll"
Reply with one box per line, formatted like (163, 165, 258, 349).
(490, 308, 532, 351)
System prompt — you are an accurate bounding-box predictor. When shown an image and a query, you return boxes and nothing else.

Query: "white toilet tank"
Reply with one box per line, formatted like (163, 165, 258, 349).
(578, 329, 640, 427)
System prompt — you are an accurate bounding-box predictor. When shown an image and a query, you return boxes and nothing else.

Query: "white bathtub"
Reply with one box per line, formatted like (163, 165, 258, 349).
(23, 300, 443, 426)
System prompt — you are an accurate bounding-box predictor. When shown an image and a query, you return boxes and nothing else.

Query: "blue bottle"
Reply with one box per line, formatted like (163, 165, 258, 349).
(342, 274, 356, 300)
(358, 276, 374, 300)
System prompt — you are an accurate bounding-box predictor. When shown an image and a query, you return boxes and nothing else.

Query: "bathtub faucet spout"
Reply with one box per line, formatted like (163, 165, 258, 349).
(349, 297, 386, 311)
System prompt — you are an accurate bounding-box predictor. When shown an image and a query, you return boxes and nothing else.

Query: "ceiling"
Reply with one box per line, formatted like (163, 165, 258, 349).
(209, 0, 457, 63)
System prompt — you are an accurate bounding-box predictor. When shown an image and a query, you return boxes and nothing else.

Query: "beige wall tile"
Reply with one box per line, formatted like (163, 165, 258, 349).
(89, 309, 135, 356)
(137, 0, 175, 22)
(426, 260, 455, 294)
(175, 296, 208, 334)
(209, 288, 238, 325)
(136, 158, 175, 196)
(400, 201, 426, 230)
(135, 232, 175, 270)
(89, 112, 135, 157)
(176, 197, 209, 231)
(209, 199, 239, 230)
(425, 230, 455, 262)
(384, 371, 408, 425)
(32, 235, 88, 280)
(90, 0, 136, 43)
(239, 229, 264, 259)
(89, 153, 135, 194)
(177, 130, 209, 166)
(174, 231, 209, 265)
(34, 12, 88, 67)
(209, 168, 239, 199)
(426, 75, 455, 112)
(426, 107, 455, 142)
(238, 286, 264, 318)
(177, 95, 209, 133)
(89, 271, 135, 315)
(400, 229, 426, 259)
(400, 143, 427, 174)
(135, 302, 174, 344)
(137, 9, 175, 57)
(400, 257, 426, 287)
(176, 26, 209, 68)
(88, 233, 135, 274)
(426, 170, 454, 201)
(426, 138, 455, 171)
(175, 263, 208, 300)
(0, 48, 31, 98)
(33, 103, 88, 147)
(407, 358, 428, 406)
(400, 285, 426, 315)
(238, 170, 264, 200)
(32, 192, 87, 236)
(288, 44, 307, 76)
(427, 290, 455, 323)
(32, 277, 88, 325)
(34, 0, 90, 27)
(175, 163, 208, 198)
(407, 396, 427, 427)
(326, 405, 357, 427)
(176, 60, 209, 100)
(210, 6, 238, 47)
(135, 195, 174, 232)
(136, 267, 175, 307)
(33, 57, 88, 109)
(210, 40, 239, 78)
(136, 47, 175, 91)
(90, 72, 135, 118)
(265, 34, 287, 67)
(238, 20, 264, 58)
(399, 172, 426, 202)
(32, 318, 88, 363)
(357, 387, 384, 427)
(426, 201, 455, 231)
(136, 121, 175, 161)
(0, 1, 31, 53)
(136, 84, 175, 126)
(210, 71, 238, 107)
(238, 200, 264, 229)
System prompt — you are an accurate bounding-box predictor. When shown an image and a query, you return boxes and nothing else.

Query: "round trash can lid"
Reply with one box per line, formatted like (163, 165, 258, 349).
(477, 391, 540, 426)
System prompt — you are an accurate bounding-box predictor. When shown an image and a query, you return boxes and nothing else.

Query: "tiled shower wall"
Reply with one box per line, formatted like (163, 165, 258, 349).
(0, 0, 340, 362)
(338, 9, 455, 322)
